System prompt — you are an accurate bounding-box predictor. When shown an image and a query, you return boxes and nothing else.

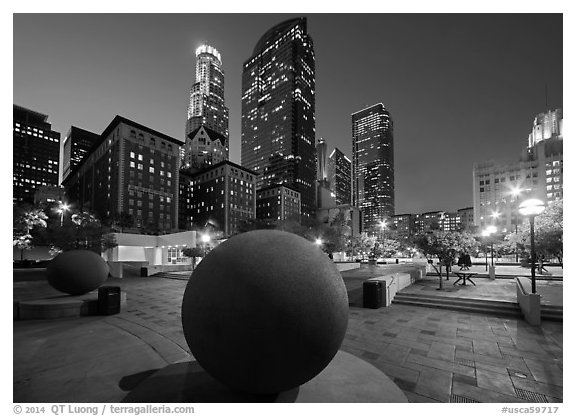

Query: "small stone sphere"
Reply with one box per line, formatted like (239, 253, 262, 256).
(46, 250, 109, 295)
(181, 230, 349, 395)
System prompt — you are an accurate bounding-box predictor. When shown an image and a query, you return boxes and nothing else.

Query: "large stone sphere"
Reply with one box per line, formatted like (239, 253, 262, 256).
(46, 250, 109, 295)
(181, 230, 349, 395)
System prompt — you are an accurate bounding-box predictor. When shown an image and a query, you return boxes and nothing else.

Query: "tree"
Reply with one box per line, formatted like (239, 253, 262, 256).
(504, 199, 563, 265)
(413, 231, 479, 289)
(13, 233, 33, 261)
(14, 205, 48, 234)
(34, 209, 114, 254)
(140, 219, 161, 235)
(13, 205, 48, 261)
(347, 232, 377, 261)
(116, 212, 135, 233)
(182, 246, 205, 271)
(379, 238, 402, 258)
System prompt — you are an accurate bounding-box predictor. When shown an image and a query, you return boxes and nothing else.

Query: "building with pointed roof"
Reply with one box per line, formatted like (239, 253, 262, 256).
(181, 125, 227, 172)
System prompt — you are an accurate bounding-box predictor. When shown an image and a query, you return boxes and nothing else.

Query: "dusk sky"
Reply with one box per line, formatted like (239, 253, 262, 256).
(13, 13, 563, 215)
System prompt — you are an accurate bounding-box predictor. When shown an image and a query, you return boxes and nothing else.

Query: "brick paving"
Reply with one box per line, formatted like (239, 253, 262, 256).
(13, 269, 563, 403)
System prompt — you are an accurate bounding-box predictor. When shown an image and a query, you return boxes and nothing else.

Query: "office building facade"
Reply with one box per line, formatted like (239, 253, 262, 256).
(61, 126, 100, 184)
(473, 109, 563, 233)
(241, 17, 316, 218)
(352, 103, 394, 234)
(256, 184, 301, 222)
(328, 147, 352, 206)
(13, 105, 60, 205)
(392, 214, 415, 238)
(63, 116, 181, 233)
(179, 161, 257, 237)
(185, 45, 229, 161)
(393, 207, 475, 237)
(457, 207, 475, 232)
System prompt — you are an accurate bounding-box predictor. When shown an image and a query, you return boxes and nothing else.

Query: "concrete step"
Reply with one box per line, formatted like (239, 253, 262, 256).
(152, 272, 191, 280)
(541, 305, 563, 321)
(392, 298, 523, 318)
(394, 292, 520, 310)
(392, 293, 522, 318)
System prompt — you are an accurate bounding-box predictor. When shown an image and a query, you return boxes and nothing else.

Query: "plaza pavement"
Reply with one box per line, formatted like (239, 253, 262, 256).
(13, 265, 563, 403)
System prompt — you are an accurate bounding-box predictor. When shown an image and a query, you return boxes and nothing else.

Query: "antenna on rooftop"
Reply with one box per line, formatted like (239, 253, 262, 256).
(545, 84, 548, 110)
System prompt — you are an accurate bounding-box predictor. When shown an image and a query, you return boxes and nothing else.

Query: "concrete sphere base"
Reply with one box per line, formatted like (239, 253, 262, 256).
(122, 350, 408, 403)
(181, 230, 349, 395)
(46, 250, 109, 295)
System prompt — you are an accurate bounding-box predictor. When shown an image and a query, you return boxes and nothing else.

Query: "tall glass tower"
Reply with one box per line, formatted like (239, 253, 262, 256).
(185, 45, 229, 159)
(329, 147, 352, 206)
(352, 103, 394, 233)
(241, 18, 316, 218)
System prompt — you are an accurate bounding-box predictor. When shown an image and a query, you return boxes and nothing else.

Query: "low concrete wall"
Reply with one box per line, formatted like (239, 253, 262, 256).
(16, 290, 127, 320)
(367, 272, 416, 307)
(336, 263, 361, 272)
(516, 277, 541, 325)
(142, 264, 193, 276)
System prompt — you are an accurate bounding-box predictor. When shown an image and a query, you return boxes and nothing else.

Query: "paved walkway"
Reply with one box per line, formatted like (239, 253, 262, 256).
(13, 267, 563, 403)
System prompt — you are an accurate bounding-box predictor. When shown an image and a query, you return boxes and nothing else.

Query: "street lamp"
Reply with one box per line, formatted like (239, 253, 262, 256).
(486, 223, 497, 267)
(201, 233, 211, 257)
(519, 198, 546, 294)
(315, 238, 323, 246)
(378, 219, 387, 241)
(509, 187, 524, 262)
(57, 202, 70, 227)
(482, 225, 497, 275)
(481, 229, 490, 271)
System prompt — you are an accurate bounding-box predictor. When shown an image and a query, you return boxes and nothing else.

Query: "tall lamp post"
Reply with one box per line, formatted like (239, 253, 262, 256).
(482, 225, 497, 277)
(489, 211, 500, 265)
(510, 187, 524, 262)
(518, 198, 545, 294)
(481, 230, 489, 271)
(378, 220, 387, 241)
(57, 202, 70, 227)
(201, 233, 211, 257)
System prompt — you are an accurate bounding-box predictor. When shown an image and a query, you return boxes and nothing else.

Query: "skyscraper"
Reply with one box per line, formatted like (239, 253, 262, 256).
(13, 105, 60, 205)
(241, 17, 316, 217)
(185, 45, 229, 163)
(328, 147, 352, 206)
(352, 103, 394, 233)
(60, 126, 100, 184)
(316, 137, 328, 184)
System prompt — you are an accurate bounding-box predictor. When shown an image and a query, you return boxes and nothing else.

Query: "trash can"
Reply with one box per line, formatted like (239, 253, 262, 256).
(98, 286, 121, 315)
(363, 280, 383, 309)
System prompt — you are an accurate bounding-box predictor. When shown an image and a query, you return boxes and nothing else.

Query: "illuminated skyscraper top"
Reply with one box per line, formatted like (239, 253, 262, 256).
(352, 103, 394, 233)
(241, 18, 316, 218)
(528, 108, 562, 148)
(185, 44, 229, 159)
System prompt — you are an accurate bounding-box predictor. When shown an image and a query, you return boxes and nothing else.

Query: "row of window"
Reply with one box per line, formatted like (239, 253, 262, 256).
(129, 130, 174, 152)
